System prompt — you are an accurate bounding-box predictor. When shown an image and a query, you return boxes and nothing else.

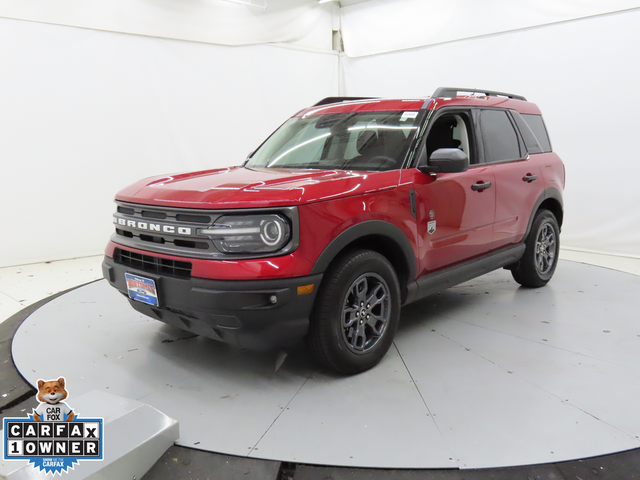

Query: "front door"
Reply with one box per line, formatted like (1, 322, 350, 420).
(409, 109, 496, 276)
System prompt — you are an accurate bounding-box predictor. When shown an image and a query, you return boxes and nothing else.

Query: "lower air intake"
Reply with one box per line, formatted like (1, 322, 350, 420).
(115, 248, 192, 279)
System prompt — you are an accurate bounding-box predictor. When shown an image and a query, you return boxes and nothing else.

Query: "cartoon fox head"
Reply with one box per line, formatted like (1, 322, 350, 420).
(36, 377, 69, 405)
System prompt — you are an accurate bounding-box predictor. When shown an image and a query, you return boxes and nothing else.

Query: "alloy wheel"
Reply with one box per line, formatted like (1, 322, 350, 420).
(341, 273, 391, 353)
(535, 223, 556, 275)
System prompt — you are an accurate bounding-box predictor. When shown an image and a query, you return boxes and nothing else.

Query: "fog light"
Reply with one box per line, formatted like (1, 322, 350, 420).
(269, 295, 278, 304)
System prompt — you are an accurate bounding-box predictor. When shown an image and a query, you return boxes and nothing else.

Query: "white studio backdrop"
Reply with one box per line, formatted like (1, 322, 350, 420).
(2, 0, 640, 265)
(340, 0, 640, 57)
(0, 17, 338, 267)
(342, 5, 640, 259)
(0, 0, 335, 51)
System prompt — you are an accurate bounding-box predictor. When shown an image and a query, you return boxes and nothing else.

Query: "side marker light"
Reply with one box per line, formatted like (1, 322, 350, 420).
(297, 284, 314, 295)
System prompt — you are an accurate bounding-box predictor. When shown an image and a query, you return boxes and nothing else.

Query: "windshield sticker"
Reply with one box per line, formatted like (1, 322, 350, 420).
(400, 111, 419, 122)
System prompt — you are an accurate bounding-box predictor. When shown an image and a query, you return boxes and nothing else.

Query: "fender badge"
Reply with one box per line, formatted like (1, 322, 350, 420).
(427, 220, 436, 235)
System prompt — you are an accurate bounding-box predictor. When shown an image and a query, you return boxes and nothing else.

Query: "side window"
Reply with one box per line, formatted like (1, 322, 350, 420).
(426, 112, 475, 163)
(511, 111, 542, 154)
(480, 109, 521, 162)
(522, 114, 552, 153)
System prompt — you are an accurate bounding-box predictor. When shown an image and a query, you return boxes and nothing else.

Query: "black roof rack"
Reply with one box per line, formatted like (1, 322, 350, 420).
(432, 87, 527, 102)
(313, 97, 378, 107)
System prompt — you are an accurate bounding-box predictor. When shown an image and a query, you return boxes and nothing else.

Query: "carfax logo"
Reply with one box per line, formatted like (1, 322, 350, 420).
(3, 377, 104, 475)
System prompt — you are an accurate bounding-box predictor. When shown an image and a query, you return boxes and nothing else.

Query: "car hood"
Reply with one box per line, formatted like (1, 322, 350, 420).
(115, 167, 400, 209)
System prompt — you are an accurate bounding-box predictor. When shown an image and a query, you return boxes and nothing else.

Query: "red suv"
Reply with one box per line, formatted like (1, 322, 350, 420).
(103, 87, 565, 374)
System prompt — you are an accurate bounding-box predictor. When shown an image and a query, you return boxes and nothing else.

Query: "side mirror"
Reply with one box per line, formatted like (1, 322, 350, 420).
(418, 148, 469, 174)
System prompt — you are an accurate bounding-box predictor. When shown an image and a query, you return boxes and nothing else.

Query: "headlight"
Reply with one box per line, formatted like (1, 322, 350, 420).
(200, 214, 291, 254)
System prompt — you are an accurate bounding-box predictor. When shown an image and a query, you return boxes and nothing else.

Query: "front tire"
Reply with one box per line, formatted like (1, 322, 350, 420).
(511, 209, 560, 287)
(309, 250, 401, 375)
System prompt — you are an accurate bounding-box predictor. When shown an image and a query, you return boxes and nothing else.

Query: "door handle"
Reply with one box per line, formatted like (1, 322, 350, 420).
(523, 174, 538, 183)
(472, 181, 492, 191)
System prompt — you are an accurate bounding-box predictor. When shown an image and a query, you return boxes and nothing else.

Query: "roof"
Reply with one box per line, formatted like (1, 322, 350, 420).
(431, 96, 542, 115)
(301, 88, 543, 116)
(297, 98, 427, 117)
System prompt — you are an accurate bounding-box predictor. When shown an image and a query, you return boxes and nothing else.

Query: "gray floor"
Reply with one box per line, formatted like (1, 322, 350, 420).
(11, 261, 640, 469)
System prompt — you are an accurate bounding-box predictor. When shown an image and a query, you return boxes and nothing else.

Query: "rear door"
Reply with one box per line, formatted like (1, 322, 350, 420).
(477, 108, 545, 248)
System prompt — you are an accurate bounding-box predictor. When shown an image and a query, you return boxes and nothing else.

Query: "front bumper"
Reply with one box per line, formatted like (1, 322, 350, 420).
(102, 255, 322, 351)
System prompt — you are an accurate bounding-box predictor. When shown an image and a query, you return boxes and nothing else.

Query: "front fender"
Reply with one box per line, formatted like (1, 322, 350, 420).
(309, 220, 417, 282)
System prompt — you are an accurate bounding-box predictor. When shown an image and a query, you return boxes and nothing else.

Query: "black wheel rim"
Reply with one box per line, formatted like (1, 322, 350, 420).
(341, 273, 390, 353)
(535, 222, 556, 275)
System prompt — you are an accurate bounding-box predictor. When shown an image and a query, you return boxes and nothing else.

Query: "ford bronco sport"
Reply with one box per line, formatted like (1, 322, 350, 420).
(103, 87, 565, 374)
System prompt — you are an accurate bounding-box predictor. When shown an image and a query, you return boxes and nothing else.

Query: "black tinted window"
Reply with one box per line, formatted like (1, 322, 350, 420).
(522, 114, 552, 152)
(512, 111, 542, 154)
(480, 109, 521, 162)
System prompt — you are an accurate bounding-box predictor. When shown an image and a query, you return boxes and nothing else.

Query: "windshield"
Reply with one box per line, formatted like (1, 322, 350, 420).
(245, 111, 422, 171)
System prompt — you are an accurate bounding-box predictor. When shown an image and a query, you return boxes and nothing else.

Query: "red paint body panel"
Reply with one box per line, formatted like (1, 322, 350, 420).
(538, 152, 566, 190)
(297, 96, 540, 118)
(296, 182, 418, 270)
(491, 158, 544, 248)
(402, 167, 496, 275)
(115, 167, 399, 209)
(298, 99, 426, 117)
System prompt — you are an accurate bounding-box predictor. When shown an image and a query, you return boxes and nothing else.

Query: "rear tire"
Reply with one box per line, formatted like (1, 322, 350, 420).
(309, 250, 400, 375)
(511, 209, 560, 288)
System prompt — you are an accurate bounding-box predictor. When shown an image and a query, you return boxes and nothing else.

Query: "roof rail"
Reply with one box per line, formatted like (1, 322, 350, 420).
(432, 87, 527, 102)
(313, 96, 378, 107)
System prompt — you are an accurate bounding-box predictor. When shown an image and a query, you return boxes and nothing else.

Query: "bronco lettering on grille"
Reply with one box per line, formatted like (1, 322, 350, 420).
(113, 217, 192, 235)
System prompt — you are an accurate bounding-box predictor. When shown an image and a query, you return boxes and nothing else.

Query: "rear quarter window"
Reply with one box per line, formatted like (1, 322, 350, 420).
(511, 111, 543, 154)
(522, 114, 552, 153)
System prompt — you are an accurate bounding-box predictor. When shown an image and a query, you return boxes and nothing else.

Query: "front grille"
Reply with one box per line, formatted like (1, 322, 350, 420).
(117, 206, 135, 215)
(113, 201, 216, 256)
(115, 248, 192, 279)
(141, 210, 167, 220)
(175, 213, 211, 224)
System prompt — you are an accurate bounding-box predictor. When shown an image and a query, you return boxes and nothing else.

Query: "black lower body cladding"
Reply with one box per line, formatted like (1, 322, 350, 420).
(102, 255, 322, 351)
